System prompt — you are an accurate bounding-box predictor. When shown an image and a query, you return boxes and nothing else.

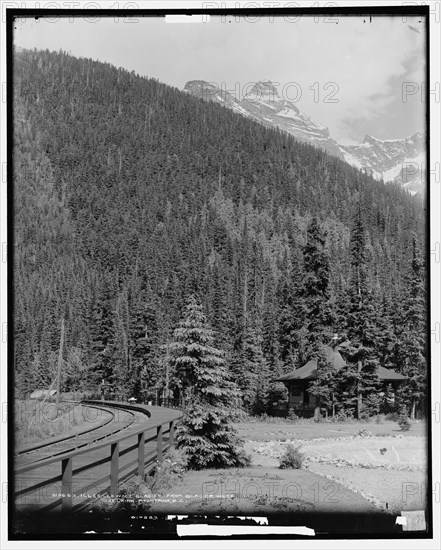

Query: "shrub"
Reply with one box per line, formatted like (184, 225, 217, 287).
(333, 408, 355, 423)
(91, 476, 149, 514)
(279, 443, 304, 469)
(287, 408, 299, 422)
(385, 412, 400, 422)
(375, 414, 384, 424)
(145, 448, 188, 492)
(91, 449, 189, 514)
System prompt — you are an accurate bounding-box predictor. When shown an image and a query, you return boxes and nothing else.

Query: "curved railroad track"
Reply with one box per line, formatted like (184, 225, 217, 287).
(15, 401, 149, 466)
(14, 400, 182, 515)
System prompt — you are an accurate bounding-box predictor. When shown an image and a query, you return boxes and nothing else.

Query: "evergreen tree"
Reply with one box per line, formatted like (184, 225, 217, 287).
(376, 291, 397, 371)
(302, 217, 332, 348)
(277, 255, 307, 368)
(339, 207, 380, 418)
(130, 299, 161, 400)
(169, 295, 227, 402)
(170, 296, 249, 469)
(88, 275, 115, 385)
(301, 217, 334, 420)
(236, 324, 269, 414)
(308, 345, 337, 418)
(398, 235, 426, 418)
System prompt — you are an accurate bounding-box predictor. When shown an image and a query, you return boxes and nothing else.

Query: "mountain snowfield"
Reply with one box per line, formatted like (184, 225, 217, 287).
(340, 133, 426, 195)
(184, 80, 425, 195)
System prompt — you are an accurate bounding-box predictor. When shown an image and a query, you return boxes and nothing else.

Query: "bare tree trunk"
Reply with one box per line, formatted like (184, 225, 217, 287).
(357, 360, 362, 419)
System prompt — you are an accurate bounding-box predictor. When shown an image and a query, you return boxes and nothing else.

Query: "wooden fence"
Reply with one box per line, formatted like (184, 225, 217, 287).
(15, 402, 180, 513)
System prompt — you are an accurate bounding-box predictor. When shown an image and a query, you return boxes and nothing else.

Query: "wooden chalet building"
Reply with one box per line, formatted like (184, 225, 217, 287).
(273, 337, 407, 418)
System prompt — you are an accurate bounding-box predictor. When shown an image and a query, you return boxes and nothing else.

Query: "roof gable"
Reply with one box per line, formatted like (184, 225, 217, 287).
(378, 366, 407, 381)
(30, 389, 57, 399)
(275, 346, 345, 381)
(274, 346, 407, 382)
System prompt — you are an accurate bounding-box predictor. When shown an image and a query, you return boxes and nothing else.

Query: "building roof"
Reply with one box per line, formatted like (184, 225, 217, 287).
(275, 346, 345, 381)
(30, 389, 57, 399)
(377, 366, 407, 381)
(274, 346, 407, 382)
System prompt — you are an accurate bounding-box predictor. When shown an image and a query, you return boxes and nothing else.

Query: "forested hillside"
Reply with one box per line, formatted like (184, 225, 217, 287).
(13, 49, 427, 415)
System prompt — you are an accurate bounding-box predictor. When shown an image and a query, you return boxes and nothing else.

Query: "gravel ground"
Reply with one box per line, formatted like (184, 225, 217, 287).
(307, 463, 427, 513)
(133, 466, 377, 515)
(235, 420, 426, 441)
(245, 435, 428, 514)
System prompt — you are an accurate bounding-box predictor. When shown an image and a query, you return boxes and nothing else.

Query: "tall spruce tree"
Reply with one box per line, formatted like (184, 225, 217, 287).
(277, 254, 307, 368)
(302, 217, 332, 346)
(301, 217, 335, 421)
(130, 299, 161, 400)
(170, 295, 249, 469)
(339, 206, 380, 418)
(398, 235, 426, 419)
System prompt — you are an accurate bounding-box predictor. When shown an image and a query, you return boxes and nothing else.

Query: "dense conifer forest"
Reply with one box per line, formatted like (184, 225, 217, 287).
(13, 49, 427, 417)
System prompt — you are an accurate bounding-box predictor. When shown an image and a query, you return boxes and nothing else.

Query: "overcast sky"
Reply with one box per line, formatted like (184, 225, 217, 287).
(14, 14, 425, 144)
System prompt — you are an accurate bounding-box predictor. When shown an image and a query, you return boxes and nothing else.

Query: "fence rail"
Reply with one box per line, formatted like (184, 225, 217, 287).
(15, 400, 181, 513)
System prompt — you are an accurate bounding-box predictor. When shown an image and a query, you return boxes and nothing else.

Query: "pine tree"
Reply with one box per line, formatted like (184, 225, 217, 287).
(88, 275, 115, 385)
(376, 291, 396, 371)
(130, 299, 161, 400)
(169, 295, 226, 402)
(277, 255, 307, 368)
(308, 345, 337, 418)
(339, 207, 380, 419)
(210, 262, 234, 352)
(302, 217, 333, 349)
(301, 217, 334, 420)
(231, 324, 269, 414)
(398, 235, 426, 418)
(170, 295, 249, 469)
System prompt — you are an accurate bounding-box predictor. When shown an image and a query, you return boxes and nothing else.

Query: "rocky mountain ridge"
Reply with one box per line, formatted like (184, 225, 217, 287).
(184, 79, 425, 194)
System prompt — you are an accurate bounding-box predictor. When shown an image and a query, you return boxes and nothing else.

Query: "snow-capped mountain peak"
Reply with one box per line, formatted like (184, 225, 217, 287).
(245, 80, 281, 100)
(341, 131, 425, 194)
(184, 79, 425, 194)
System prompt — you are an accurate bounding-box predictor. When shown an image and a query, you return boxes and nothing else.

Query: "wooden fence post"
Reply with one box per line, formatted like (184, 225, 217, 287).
(169, 421, 175, 448)
(138, 432, 145, 477)
(157, 425, 163, 462)
(61, 457, 73, 513)
(110, 442, 120, 496)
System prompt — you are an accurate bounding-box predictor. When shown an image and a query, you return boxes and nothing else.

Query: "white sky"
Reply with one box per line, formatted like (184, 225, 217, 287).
(13, 14, 426, 144)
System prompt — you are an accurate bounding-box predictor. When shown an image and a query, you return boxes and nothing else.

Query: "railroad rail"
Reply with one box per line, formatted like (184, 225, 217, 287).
(14, 400, 182, 514)
(16, 402, 142, 463)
